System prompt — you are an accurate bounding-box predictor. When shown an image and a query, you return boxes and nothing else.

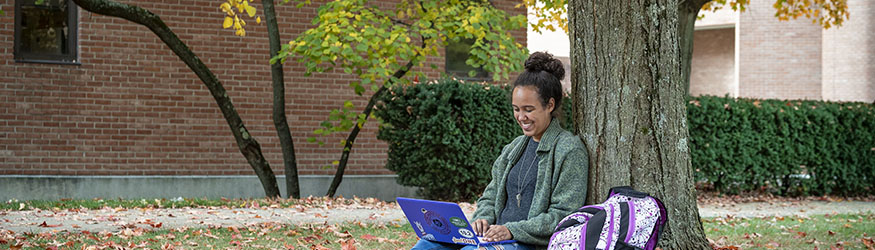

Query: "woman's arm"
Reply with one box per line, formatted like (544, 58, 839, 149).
(471, 143, 513, 224)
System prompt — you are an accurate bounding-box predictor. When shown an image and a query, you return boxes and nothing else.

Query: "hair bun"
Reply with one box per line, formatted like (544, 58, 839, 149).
(524, 51, 565, 81)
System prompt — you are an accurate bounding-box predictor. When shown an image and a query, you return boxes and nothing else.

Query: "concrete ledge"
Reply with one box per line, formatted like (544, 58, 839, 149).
(0, 175, 421, 201)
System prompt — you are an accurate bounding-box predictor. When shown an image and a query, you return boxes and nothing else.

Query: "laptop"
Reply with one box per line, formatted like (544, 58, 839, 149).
(396, 197, 516, 247)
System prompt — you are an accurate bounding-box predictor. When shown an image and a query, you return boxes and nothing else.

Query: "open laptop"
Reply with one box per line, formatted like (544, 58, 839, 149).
(396, 197, 516, 247)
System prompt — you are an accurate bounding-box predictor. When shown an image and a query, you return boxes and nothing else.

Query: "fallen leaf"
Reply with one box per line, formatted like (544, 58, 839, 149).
(828, 230, 836, 236)
(360, 234, 377, 241)
(796, 231, 808, 238)
(766, 241, 781, 249)
(334, 230, 352, 238)
(340, 238, 356, 250)
(283, 242, 296, 249)
(861, 237, 874, 250)
(38, 221, 62, 228)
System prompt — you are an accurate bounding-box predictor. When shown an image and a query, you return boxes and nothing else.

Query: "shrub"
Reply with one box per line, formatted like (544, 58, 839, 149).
(374, 78, 573, 201)
(687, 96, 874, 196)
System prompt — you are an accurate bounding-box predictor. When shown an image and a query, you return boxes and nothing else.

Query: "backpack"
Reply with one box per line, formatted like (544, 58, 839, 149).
(547, 186, 668, 250)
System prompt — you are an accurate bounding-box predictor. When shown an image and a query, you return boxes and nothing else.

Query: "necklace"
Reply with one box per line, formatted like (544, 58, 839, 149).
(515, 154, 538, 207)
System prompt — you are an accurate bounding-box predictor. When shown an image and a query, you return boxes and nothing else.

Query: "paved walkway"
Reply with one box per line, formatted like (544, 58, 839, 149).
(2, 201, 873, 233)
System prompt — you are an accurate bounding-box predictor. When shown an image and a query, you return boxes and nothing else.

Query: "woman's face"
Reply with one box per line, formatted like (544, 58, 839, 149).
(512, 86, 554, 142)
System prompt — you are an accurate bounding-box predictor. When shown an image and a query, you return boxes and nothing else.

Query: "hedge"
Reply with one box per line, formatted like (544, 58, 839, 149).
(376, 78, 874, 199)
(688, 96, 874, 196)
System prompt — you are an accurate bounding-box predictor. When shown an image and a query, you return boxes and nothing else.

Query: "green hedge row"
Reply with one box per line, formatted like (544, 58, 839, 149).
(375, 78, 874, 199)
(688, 96, 874, 196)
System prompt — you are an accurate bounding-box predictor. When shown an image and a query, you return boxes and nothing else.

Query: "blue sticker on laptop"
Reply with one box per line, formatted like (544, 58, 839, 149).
(424, 210, 451, 235)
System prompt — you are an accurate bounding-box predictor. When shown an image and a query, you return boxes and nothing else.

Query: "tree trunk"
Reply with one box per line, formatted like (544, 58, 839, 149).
(325, 59, 416, 197)
(262, 0, 300, 199)
(568, 0, 709, 249)
(72, 0, 281, 198)
(678, 0, 710, 94)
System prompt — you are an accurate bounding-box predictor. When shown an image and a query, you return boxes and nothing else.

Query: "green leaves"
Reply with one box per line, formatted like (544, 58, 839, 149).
(307, 101, 366, 146)
(268, 0, 528, 152)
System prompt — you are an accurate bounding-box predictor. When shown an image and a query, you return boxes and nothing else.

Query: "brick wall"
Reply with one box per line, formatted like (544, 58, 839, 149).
(738, 0, 823, 100)
(822, 0, 875, 102)
(690, 27, 735, 97)
(0, 1, 527, 176)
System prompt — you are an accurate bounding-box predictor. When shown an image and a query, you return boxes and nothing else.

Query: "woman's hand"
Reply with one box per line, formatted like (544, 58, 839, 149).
(472, 219, 490, 236)
(482, 225, 513, 242)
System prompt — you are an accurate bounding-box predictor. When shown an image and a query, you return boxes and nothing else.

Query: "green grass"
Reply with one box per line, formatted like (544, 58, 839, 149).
(704, 212, 875, 249)
(3, 213, 872, 249)
(3, 197, 874, 249)
(1, 221, 419, 249)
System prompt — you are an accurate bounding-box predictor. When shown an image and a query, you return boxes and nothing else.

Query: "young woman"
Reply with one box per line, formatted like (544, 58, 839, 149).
(412, 52, 589, 250)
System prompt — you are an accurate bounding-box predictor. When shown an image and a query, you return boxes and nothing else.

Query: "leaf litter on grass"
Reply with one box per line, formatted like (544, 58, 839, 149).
(704, 212, 875, 250)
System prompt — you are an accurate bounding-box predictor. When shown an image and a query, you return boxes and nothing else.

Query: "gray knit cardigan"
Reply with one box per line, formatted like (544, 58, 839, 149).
(472, 119, 589, 248)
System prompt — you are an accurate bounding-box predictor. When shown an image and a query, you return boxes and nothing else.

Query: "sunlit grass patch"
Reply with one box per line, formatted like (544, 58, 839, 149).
(704, 212, 875, 249)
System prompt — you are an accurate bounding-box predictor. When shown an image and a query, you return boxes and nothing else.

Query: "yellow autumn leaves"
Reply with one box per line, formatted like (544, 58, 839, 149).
(220, 0, 261, 36)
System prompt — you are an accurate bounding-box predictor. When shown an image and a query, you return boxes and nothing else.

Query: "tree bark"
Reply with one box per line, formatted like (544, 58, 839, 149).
(72, 0, 281, 198)
(325, 59, 416, 197)
(568, 0, 709, 249)
(262, 0, 300, 199)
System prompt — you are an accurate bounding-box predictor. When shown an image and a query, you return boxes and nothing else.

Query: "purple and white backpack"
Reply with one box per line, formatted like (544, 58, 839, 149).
(548, 186, 668, 250)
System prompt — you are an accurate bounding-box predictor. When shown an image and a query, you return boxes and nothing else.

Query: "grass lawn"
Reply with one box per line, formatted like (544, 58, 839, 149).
(704, 213, 875, 249)
(1, 221, 420, 249)
(2, 197, 874, 249)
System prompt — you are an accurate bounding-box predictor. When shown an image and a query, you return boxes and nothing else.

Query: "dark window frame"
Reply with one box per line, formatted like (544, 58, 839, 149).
(14, 0, 80, 65)
(445, 38, 491, 82)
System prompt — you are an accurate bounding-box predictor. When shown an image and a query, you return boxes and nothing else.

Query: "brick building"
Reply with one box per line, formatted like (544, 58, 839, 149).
(529, 2, 874, 103)
(0, 0, 527, 200)
(691, 0, 874, 101)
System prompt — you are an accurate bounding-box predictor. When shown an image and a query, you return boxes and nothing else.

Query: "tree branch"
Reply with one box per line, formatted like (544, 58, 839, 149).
(71, 0, 281, 198)
(325, 57, 418, 197)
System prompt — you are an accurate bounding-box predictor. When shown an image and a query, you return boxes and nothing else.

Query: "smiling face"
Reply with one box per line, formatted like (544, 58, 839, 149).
(512, 86, 554, 142)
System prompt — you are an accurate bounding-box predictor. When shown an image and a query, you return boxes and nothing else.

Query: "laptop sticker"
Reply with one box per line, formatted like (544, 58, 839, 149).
(450, 216, 468, 228)
(414, 221, 426, 236)
(424, 210, 451, 235)
(458, 228, 474, 238)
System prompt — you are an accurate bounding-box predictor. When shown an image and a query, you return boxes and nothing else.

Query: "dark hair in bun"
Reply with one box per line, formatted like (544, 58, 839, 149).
(513, 51, 565, 118)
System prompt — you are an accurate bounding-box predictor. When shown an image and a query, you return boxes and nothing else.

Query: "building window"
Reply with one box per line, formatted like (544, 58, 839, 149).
(445, 38, 490, 81)
(14, 0, 79, 64)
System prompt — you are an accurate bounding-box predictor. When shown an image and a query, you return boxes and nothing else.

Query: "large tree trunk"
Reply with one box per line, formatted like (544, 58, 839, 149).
(262, 0, 300, 199)
(568, 0, 709, 249)
(72, 0, 281, 198)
